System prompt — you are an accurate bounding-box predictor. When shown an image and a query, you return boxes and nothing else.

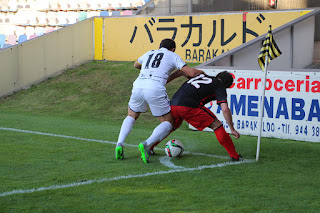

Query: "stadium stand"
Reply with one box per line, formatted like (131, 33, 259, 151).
(111, 11, 121, 16)
(34, 0, 50, 10)
(87, 11, 100, 18)
(3, 43, 12, 48)
(122, 10, 133, 15)
(100, 11, 110, 17)
(0, 13, 5, 23)
(4, 26, 15, 35)
(25, 26, 35, 38)
(15, 11, 28, 25)
(27, 0, 37, 9)
(0, 34, 5, 48)
(28, 12, 38, 25)
(68, 1, 80, 11)
(8, 0, 18, 12)
(35, 27, 44, 36)
(56, 12, 68, 25)
(29, 34, 37, 39)
(46, 12, 58, 26)
(78, 12, 87, 22)
(66, 12, 78, 25)
(18, 34, 27, 43)
(0, 0, 143, 46)
(49, 0, 60, 10)
(7, 34, 17, 45)
(37, 12, 48, 25)
(44, 27, 55, 34)
(15, 26, 25, 37)
(0, 3, 8, 12)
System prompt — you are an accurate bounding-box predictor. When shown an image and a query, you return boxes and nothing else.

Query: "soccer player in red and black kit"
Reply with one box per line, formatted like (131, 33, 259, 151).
(147, 71, 242, 161)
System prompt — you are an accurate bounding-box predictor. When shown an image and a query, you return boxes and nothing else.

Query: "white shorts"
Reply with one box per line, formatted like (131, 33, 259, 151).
(128, 88, 170, 117)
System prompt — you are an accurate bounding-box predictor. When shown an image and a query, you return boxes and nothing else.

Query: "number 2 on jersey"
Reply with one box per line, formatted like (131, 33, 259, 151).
(187, 74, 212, 88)
(145, 53, 164, 69)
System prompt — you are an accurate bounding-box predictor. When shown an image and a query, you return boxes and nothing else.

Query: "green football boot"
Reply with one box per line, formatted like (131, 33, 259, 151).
(115, 145, 124, 159)
(138, 142, 149, 163)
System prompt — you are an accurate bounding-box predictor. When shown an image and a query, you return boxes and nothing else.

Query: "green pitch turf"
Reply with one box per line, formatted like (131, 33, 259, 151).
(0, 61, 319, 212)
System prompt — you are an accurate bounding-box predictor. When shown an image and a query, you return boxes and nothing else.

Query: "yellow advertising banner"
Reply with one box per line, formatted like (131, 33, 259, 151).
(104, 10, 310, 63)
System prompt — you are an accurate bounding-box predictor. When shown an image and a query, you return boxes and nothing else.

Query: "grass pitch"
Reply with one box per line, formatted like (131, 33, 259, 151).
(0, 61, 319, 212)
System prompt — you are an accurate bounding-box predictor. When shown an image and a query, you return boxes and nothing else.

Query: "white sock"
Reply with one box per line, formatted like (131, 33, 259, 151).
(117, 116, 135, 146)
(145, 121, 173, 148)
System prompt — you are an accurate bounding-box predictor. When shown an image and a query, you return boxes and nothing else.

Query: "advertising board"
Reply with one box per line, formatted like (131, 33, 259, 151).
(104, 10, 310, 62)
(196, 69, 320, 142)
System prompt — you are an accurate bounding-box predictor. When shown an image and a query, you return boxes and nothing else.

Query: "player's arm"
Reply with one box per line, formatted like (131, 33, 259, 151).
(180, 65, 205, 78)
(167, 66, 205, 84)
(134, 61, 142, 70)
(166, 70, 188, 84)
(220, 102, 240, 138)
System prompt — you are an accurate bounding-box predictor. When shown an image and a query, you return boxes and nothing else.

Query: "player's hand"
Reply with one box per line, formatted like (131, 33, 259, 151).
(231, 130, 240, 138)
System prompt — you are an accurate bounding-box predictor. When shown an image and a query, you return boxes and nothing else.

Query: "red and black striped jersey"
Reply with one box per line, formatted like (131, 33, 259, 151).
(170, 74, 228, 108)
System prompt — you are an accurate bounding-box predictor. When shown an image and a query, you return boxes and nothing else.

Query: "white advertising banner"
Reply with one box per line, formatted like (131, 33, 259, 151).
(193, 69, 320, 142)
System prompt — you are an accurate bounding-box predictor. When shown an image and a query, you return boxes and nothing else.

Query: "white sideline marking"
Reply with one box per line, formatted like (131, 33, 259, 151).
(0, 127, 121, 146)
(0, 160, 254, 197)
(0, 127, 229, 158)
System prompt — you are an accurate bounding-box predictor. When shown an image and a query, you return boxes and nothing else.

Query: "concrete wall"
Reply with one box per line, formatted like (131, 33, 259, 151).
(0, 18, 94, 97)
(293, 17, 315, 68)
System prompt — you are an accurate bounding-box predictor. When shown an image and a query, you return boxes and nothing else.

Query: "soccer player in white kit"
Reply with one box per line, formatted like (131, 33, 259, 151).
(115, 39, 204, 163)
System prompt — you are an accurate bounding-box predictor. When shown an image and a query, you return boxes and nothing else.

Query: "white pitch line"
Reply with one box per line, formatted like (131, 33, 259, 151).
(0, 127, 130, 146)
(0, 159, 254, 197)
(0, 126, 252, 197)
(0, 127, 229, 158)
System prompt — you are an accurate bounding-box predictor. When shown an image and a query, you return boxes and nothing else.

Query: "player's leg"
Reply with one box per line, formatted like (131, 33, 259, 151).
(144, 112, 174, 147)
(115, 108, 140, 159)
(139, 112, 174, 163)
(183, 106, 241, 161)
(139, 90, 173, 163)
(208, 118, 241, 161)
(148, 105, 184, 154)
(117, 108, 140, 146)
(116, 88, 147, 159)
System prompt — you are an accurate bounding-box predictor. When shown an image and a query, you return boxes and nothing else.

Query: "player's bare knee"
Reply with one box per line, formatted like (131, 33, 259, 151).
(209, 119, 222, 130)
(128, 108, 140, 120)
(158, 112, 174, 125)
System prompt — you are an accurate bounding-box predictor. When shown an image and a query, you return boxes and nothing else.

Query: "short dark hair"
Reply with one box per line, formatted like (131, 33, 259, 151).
(216, 71, 233, 88)
(159, 39, 176, 50)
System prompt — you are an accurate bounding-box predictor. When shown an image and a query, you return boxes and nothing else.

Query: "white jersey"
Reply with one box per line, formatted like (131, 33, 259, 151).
(133, 48, 186, 91)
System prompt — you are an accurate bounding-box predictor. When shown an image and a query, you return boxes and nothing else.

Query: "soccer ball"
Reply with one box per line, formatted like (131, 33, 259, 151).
(165, 139, 184, 158)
